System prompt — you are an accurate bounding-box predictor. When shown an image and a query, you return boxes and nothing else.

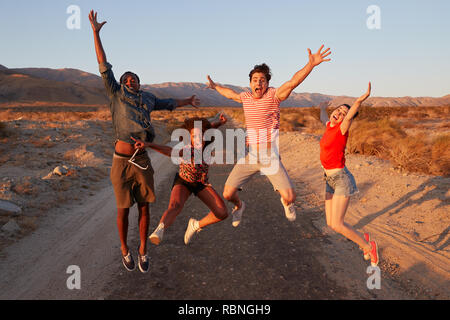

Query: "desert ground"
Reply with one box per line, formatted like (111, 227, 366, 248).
(0, 105, 448, 300)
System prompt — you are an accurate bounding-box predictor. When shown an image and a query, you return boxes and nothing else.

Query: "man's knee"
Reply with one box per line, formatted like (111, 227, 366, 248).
(222, 186, 237, 201)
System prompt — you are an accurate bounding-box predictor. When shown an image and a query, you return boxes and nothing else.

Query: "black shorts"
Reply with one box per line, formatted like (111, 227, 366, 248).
(171, 173, 207, 196)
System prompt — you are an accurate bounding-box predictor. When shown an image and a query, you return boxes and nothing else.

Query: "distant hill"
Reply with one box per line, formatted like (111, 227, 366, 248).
(0, 64, 449, 107)
(0, 67, 107, 105)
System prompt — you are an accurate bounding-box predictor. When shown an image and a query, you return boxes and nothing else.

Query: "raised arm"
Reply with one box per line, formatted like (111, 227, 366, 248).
(88, 10, 107, 65)
(276, 45, 331, 101)
(341, 82, 371, 134)
(319, 101, 331, 125)
(206, 75, 242, 103)
(175, 95, 201, 109)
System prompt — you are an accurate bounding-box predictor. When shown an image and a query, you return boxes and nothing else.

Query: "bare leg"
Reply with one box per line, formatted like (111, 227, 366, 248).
(159, 185, 191, 228)
(196, 186, 228, 228)
(329, 195, 370, 251)
(325, 192, 333, 227)
(278, 187, 296, 205)
(117, 208, 130, 256)
(137, 202, 149, 255)
(223, 185, 242, 209)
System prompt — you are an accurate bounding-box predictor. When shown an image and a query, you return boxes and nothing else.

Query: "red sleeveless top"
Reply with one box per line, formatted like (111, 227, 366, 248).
(320, 122, 348, 170)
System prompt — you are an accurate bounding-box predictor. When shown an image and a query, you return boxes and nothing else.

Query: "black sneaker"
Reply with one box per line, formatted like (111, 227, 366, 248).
(122, 251, 135, 271)
(137, 246, 149, 273)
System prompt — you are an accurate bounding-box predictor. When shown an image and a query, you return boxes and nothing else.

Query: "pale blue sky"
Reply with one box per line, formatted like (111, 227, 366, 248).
(0, 0, 449, 97)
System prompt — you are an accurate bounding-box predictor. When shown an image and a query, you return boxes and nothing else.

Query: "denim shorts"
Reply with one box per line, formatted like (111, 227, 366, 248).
(324, 167, 358, 197)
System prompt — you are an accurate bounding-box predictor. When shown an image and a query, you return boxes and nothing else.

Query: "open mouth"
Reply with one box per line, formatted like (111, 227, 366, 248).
(333, 115, 338, 120)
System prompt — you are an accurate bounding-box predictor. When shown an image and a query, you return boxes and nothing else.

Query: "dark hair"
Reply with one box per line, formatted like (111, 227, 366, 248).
(182, 117, 211, 132)
(339, 104, 359, 118)
(120, 71, 140, 85)
(182, 117, 214, 148)
(249, 63, 271, 82)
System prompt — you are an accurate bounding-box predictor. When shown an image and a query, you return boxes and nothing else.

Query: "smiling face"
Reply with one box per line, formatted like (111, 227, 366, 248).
(122, 74, 140, 92)
(330, 105, 350, 125)
(250, 72, 269, 99)
(190, 127, 204, 149)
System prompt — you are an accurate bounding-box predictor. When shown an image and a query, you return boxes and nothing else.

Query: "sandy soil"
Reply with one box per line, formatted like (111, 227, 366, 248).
(0, 114, 448, 300)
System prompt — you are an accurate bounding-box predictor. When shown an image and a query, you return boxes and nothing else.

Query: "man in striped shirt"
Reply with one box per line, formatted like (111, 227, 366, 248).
(206, 45, 331, 226)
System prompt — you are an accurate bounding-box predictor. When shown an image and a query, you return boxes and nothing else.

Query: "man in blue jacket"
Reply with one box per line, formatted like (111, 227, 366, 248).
(89, 10, 199, 273)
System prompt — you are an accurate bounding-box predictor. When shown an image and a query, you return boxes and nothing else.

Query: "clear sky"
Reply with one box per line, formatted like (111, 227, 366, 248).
(0, 0, 449, 97)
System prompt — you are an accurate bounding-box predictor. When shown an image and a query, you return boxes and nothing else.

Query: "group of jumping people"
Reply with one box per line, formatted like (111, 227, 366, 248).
(89, 10, 379, 274)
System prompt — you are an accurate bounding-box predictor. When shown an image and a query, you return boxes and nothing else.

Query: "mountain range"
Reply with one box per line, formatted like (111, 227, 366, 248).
(1, 64, 449, 107)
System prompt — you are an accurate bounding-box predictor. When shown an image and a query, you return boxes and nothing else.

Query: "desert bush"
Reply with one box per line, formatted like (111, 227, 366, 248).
(429, 134, 450, 176)
(347, 119, 407, 157)
(347, 119, 449, 176)
(11, 179, 39, 197)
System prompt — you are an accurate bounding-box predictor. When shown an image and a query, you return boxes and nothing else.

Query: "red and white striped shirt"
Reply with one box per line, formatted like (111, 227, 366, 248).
(240, 87, 280, 145)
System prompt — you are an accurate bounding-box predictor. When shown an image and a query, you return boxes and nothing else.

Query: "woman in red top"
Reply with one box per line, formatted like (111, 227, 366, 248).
(319, 82, 379, 267)
(132, 115, 229, 246)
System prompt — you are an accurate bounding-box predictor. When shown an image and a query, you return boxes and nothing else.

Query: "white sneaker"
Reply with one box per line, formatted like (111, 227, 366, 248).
(231, 201, 245, 227)
(184, 218, 201, 245)
(149, 223, 164, 245)
(281, 198, 296, 222)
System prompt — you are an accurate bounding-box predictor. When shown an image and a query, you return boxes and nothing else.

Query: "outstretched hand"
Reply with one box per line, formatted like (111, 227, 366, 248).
(89, 10, 107, 33)
(308, 45, 331, 67)
(189, 95, 200, 108)
(206, 75, 217, 90)
(357, 82, 371, 103)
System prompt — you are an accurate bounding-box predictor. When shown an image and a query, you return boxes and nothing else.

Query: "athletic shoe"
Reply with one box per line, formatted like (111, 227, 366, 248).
(137, 246, 149, 273)
(369, 240, 379, 267)
(362, 233, 371, 261)
(231, 201, 245, 227)
(149, 223, 164, 245)
(281, 198, 296, 222)
(184, 218, 201, 245)
(122, 251, 135, 272)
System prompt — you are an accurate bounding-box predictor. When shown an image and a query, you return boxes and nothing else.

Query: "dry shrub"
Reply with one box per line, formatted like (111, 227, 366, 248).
(429, 135, 450, 175)
(12, 179, 39, 197)
(348, 119, 407, 157)
(30, 136, 56, 148)
(347, 119, 449, 176)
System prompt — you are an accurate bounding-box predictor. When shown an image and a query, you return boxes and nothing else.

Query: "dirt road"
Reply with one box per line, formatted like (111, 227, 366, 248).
(0, 125, 448, 300)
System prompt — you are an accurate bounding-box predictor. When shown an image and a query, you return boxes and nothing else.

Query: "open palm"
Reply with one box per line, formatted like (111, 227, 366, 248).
(308, 45, 331, 67)
(89, 10, 107, 33)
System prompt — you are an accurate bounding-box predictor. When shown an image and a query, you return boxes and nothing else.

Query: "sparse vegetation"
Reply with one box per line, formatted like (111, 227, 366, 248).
(276, 105, 450, 176)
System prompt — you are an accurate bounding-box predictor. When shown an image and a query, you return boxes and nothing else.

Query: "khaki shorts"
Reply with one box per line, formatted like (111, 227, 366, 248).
(110, 152, 155, 208)
(225, 153, 294, 191)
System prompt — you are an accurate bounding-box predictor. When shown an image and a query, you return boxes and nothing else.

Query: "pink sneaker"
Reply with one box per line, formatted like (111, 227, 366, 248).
(362, 233, 371, 261)
(369, 240, 379, 267)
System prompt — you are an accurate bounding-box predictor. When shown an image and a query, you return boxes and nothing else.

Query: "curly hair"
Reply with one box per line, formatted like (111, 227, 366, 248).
(181, 117, 214, 148)
(120, 71, 140, 85)
(182, 117, 212, 132)
(249, 63, 272, 82)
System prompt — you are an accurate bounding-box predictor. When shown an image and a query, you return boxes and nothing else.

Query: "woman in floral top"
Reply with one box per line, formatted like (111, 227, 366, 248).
(132, 115, 228, 245)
